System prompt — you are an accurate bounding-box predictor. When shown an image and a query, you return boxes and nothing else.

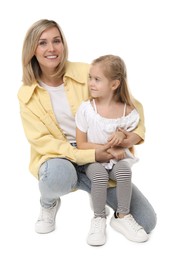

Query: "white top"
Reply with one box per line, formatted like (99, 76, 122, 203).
(40, 82, 76, 143)
(75, 100, 140, 169)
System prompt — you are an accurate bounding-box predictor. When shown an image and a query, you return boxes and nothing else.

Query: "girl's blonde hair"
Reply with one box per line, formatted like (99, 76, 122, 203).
(22, 19, 68, 85)
(92, 54, 134, 107)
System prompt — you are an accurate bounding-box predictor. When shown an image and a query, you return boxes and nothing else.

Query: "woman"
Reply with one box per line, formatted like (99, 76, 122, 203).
(17, 19, 156, 238)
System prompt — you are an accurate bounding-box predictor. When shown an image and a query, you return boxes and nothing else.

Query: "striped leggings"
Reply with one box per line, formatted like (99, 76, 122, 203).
(85, 160, 132, 218)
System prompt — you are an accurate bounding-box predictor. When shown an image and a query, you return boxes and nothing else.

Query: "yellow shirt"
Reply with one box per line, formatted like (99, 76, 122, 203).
(17, 61, 145, 179)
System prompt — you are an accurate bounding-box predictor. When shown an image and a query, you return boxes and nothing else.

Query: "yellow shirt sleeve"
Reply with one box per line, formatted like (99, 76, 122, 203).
(132, 98, 146, 143)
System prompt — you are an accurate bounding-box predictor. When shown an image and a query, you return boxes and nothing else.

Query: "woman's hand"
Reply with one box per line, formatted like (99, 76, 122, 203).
(119, 130, 142, 148)
(95, 144, 113, 162)
(108, 147, 126, 160)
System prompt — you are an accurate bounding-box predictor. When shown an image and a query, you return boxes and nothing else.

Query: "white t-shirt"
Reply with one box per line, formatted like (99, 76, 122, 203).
(75, 100, 140, 169)
(40, 82, 76, 143)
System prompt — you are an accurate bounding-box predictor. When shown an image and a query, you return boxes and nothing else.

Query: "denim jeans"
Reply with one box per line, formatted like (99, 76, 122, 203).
(38, 158, 156, 233)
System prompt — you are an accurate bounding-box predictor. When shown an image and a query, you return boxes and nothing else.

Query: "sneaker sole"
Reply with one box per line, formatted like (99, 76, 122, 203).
(87, 237, 106, 246)
(110, 217, 149, 243)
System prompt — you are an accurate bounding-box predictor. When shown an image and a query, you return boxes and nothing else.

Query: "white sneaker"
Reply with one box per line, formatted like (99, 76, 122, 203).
(87, 217, 107, 246)
(110, 213, 149, 242)
(35, 198, 61, 234)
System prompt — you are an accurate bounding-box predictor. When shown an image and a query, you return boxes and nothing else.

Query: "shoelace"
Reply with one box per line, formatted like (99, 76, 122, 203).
(91, 218, 105, 233)
(125, 214, 143, 232)
(39, 205, 56, 223)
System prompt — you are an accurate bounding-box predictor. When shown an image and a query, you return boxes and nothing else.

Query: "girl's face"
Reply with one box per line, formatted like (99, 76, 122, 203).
(88, 64, 115, 99)
(35, 27, 64, 72)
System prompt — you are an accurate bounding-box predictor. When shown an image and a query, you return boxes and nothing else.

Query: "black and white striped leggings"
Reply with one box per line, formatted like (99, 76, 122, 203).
(85, 160, 132, 218)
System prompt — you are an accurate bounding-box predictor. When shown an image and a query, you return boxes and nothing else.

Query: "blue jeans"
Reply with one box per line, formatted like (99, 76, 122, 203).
(38, 158, 156, 233)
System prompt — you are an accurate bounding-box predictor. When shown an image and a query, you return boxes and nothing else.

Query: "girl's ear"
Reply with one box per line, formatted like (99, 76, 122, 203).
(112, 79, 120, 90)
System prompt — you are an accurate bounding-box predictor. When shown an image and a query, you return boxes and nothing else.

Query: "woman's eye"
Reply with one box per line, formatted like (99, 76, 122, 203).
(39, 41, 47, 46)
(54, 39, 61, 44)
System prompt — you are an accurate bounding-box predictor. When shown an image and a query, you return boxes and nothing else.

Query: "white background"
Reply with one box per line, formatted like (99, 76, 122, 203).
(0, 0, 180, 259)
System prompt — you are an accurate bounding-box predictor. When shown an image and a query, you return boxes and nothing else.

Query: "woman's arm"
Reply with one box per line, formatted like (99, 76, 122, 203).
(119, 98, 145, 148)
(120, 130, 142, 148)
(131, 98, 146, 143)
(19, 102, 95, 165)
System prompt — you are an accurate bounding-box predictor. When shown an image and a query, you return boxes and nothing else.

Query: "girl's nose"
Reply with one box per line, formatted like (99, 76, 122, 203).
(89, 78, 94, 86)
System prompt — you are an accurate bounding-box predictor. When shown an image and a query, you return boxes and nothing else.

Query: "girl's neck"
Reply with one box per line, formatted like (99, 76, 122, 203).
(94, 96, 116, 107)
(93, 98, 124, 119)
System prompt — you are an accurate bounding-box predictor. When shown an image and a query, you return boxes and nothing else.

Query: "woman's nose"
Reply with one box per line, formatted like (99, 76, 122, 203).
(47, 42, 55, 51)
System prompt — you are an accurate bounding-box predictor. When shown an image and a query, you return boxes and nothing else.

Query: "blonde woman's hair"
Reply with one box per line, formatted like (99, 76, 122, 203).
(22, 19, 68, 85)
(92, 54, 134, 107)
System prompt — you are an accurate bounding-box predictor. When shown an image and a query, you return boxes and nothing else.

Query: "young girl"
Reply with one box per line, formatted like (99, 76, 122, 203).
(75, 55, 148, 246)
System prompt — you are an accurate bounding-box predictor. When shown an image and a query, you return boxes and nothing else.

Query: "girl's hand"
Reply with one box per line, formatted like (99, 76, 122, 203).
(107, 131, 126, 146)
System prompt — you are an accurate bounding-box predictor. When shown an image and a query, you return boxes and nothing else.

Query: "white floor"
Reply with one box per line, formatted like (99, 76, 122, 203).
(1, 163, 180, 260)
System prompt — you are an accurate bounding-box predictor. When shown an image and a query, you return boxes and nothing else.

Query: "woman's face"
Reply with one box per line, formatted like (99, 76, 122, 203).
(35, 26, 64, 72)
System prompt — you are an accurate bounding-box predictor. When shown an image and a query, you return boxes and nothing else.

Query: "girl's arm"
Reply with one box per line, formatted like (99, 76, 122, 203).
(76, 127, 102, 149)
(76, 127, 113, 162)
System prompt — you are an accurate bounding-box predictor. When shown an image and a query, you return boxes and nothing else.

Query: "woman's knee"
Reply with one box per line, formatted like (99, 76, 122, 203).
(131, 184, 157, 233)
(39, 158, 78, 194)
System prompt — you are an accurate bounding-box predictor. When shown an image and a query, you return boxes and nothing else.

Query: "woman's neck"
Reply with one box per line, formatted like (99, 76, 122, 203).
(40, 75, 63, 87)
